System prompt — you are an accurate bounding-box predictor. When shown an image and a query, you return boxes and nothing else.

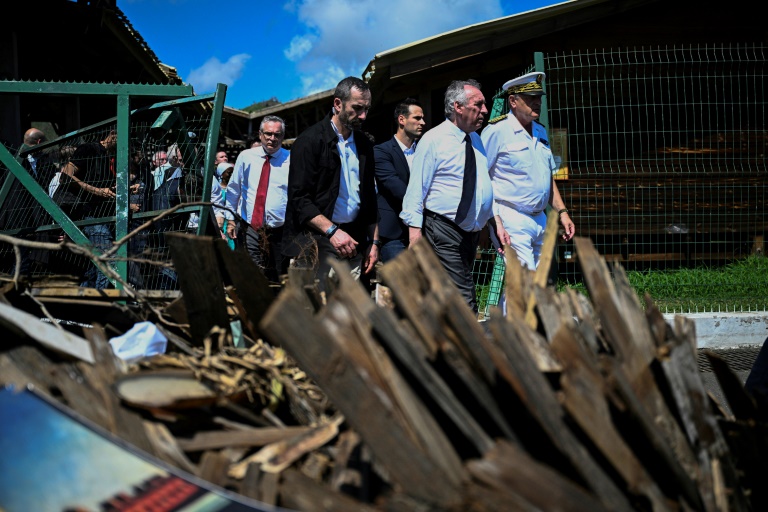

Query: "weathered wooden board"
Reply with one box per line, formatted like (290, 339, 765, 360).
(259, 285, 463, 508)
(0, 300, 94, 363)
(166, 233, 230, 346)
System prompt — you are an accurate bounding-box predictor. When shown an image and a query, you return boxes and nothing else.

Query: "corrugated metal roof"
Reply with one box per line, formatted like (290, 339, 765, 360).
(110, 3, 183, 84)
(244, 89, 334, 120)
(363, 0, 655, 82)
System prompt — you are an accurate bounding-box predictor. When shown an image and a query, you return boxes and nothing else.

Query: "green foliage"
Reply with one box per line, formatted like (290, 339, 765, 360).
(241, 97, 281, 113)
(479, 256, 768, 314)
(623, 256, 768, 312)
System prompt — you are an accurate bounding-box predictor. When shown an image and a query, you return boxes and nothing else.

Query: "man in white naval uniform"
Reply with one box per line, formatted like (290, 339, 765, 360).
(481, 71, 575, 270)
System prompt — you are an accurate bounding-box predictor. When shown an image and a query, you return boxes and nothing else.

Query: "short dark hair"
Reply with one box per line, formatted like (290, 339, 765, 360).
(334, 76, 370, 103)
(394, 98, 421, 122)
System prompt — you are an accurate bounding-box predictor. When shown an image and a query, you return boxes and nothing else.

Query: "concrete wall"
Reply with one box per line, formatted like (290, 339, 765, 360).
(664, 313, 768, 349)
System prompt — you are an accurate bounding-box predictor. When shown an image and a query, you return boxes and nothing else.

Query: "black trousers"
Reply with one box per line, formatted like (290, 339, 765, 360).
(238, 221, 285, 283)
(288, 222, 369, 294)
(423, 210, 480, 313)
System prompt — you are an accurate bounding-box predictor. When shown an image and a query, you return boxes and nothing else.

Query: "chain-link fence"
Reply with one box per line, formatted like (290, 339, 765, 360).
(473, 44, 768, 315)
(0, 83, 226, 291)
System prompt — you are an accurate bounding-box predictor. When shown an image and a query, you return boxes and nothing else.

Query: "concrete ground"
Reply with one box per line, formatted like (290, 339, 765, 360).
(696, 346, 761, 417)
(669, 312, 768, 417)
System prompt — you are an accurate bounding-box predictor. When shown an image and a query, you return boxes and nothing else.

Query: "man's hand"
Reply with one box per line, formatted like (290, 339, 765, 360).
(226, 220, 237, 240)
(94, 187, 116, 198)
(495, 225, 510, 254)
(363, 242, 379, 274)
(330, 229, 358, 258)
(129, 203, 140, 213)
(408, 226, 422, 247)
(560, 213, 575, 241)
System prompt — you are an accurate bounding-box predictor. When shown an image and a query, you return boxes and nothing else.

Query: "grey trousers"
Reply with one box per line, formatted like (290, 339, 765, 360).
(423, 210, 479, 313)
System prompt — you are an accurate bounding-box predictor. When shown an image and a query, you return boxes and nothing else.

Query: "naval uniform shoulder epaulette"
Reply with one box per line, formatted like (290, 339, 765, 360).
(488, 113, 507, 124)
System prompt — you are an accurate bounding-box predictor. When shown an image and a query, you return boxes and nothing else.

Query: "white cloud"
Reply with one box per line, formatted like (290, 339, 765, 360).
(186, 53, 252, 93)
(300, 64, 348, 95)
(284, 35, 314, 62)
(285, 0, 504, 95)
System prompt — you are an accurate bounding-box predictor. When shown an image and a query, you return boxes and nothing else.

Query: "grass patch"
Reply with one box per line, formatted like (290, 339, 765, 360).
(480, 256, 768, 314)
(623, 256, 768, 312)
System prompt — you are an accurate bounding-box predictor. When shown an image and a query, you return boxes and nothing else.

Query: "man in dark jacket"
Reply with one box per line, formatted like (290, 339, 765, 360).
(282, 76, 379, 291)
(374, 98, 425, 262)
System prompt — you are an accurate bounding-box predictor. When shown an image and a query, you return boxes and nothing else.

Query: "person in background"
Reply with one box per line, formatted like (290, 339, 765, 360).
(151, 150, 167, 171)
(215, 151, 229, 165)
(1, 128, 54, 276)
(227, 116, 290, 282)
(212, 161, 235, 250)
(16, 128, 48, 177)
(400, 80, 494, 313)
(56, 130, 118, 289)
(281, 77, 379, 293)
(374, 98, 425, 262)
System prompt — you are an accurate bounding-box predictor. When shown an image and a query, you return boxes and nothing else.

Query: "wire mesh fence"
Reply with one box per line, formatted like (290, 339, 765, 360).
(472, 248, 506, 319)
(539, 43, 768, 311)
(0, 96, 223, 291)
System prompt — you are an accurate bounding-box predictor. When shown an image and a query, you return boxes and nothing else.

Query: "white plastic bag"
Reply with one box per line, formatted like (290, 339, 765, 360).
(109, 321, 168, 363)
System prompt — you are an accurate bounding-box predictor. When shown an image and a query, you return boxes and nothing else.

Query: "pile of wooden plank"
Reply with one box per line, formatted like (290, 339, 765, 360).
(1, 228, 766, 511)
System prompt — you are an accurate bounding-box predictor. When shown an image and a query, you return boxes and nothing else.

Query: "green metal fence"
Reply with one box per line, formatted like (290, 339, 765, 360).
(0, 81, 227, 291)
(474, 44, 768, 314)
(535, 44, 767, 312)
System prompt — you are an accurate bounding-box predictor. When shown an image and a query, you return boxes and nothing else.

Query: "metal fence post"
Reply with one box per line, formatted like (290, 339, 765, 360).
(198, 83, 228, 236)
(535, 51, 549, 131)
(114, 93, 131, 288)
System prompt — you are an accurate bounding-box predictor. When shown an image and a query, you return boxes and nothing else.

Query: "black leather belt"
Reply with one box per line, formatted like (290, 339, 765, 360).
(424, 209, 468, 233)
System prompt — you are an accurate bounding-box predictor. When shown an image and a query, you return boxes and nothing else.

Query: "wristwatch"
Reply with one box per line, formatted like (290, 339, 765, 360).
(371, 239, 382, 247)
(325, 224, 339, 238)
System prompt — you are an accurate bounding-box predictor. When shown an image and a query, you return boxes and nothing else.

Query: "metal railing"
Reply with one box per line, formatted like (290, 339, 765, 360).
(0, 80, 227, 290)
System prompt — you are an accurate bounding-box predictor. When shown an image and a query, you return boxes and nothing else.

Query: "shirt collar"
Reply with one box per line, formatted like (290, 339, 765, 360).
(330, 118, 352, 143)
(395, 136, 416, 154)
(444, 118, 471, 141)
(507, 111, 527, 135)
(260, 146, 284, 161)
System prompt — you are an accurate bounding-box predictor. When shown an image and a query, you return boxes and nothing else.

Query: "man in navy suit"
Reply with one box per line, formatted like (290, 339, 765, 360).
(374, 98, 425, 262)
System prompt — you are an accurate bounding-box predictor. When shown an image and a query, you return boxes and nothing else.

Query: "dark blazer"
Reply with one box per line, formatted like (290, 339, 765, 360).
(282, 113, 378, 258)
(374, 136, 410, 241)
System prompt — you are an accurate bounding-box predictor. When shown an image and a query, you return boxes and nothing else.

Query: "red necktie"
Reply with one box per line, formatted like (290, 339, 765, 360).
(250, 154, 271, 229)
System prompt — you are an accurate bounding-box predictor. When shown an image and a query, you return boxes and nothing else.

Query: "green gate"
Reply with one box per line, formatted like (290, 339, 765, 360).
(0, 80, 227, 291)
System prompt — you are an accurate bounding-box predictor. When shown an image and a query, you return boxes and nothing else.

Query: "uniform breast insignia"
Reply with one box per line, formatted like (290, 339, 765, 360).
(488, 113, 507, 124)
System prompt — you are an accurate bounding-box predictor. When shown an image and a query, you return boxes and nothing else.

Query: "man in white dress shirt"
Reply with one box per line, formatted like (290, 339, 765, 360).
(226, 115, 290, 282)
(481, 71, 575, 271)
(400, 79, 495, 313)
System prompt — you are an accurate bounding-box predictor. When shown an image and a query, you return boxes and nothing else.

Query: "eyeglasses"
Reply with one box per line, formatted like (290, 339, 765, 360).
(260, 131, 283, 139)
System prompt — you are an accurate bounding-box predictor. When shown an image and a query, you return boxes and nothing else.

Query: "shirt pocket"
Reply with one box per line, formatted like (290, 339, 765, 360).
(500, 141, 533, 174)
(536, 143, 557, 173)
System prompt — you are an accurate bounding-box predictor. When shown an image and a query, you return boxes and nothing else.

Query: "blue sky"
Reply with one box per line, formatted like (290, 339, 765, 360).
(121, 0, 561, 110)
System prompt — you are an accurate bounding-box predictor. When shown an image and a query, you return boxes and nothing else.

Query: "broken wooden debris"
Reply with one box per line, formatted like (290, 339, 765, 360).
(0, 300, 94, 363)
(1, 233, 767, 511)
